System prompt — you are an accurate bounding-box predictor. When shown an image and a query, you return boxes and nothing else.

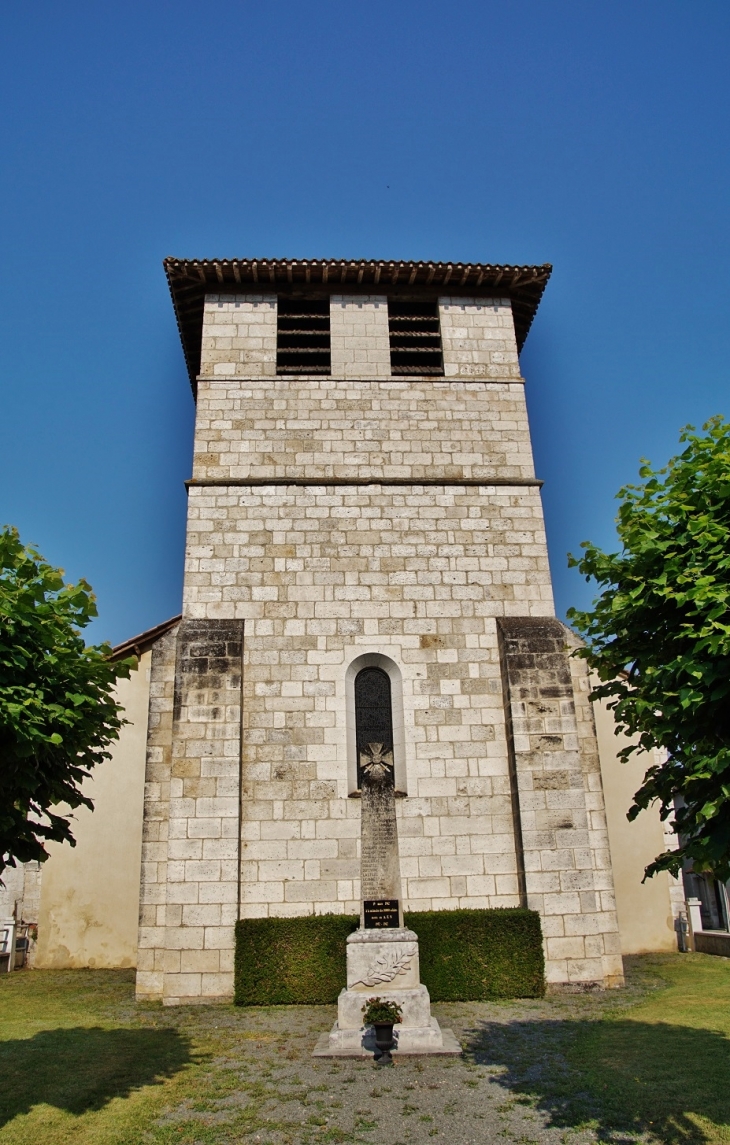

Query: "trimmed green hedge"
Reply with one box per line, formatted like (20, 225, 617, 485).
(234, 908, 544, 1005)
(404, 908, 545, 1000)
(234, 914, 358, 1005)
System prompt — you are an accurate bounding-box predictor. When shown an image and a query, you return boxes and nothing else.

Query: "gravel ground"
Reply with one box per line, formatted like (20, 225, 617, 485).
(151, 976, 659, 1145)
(5, 955, 725, 1145)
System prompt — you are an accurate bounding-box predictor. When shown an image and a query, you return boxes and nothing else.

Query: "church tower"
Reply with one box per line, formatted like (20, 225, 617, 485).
(136, 259, 623, 1004)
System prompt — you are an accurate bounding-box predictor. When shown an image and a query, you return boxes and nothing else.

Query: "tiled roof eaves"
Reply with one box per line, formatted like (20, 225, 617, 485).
(163, 258, 552, 394)
(110, 614, 182, 661)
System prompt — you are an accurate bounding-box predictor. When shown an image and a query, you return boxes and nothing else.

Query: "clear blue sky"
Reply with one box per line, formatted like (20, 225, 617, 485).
(2, 2, 728, 645)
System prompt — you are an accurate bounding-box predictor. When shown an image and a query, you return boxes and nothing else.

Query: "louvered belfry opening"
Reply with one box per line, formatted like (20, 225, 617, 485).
(276, 297, 331, 375)
(388, 299, 444, 376)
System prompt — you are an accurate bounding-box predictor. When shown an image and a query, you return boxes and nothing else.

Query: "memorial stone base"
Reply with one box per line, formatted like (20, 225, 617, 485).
(313, 928, 461, 1057)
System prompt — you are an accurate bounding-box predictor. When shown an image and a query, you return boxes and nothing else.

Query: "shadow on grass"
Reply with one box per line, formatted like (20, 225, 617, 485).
(0, 1026, 192, 1126)
(465, 1017, 730, 1144)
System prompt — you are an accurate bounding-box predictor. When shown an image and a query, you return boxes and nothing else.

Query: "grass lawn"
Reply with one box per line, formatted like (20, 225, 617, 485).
(461, 952, 730, 1144)
(0, 953, 728, 1144)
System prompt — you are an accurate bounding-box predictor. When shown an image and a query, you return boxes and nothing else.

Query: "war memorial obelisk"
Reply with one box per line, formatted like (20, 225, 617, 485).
(316, 741, 460, 1055)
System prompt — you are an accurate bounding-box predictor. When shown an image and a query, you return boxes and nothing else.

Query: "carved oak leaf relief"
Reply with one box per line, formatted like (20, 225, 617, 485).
(354, 944, 417, 987)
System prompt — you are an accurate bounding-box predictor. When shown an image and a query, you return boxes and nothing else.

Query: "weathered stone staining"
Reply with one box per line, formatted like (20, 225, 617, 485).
(137, 619, 243, 1005)
(136, 262, 624, 1007)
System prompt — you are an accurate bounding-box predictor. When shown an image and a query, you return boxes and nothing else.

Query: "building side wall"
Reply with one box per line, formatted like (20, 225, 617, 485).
(0, 861, 41, 966)
(593, 694, 677, 954)
(35, 652, 152, 969)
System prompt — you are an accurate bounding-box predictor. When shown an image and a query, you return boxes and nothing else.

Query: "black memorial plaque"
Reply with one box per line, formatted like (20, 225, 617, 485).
(363, 899, 400, 929)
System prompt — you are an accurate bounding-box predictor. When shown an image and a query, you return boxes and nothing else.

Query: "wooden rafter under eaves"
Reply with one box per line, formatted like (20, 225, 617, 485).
(163, 257, 552, 394)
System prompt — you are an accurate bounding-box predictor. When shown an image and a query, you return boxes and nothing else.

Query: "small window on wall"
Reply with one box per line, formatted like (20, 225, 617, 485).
(354, 666, 394, 790)
(276, 297, 331, 374)
(388, 299, 444, 375)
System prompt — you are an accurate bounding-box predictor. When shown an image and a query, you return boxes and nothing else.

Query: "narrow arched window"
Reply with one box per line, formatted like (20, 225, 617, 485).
(354, 666, 394, 789)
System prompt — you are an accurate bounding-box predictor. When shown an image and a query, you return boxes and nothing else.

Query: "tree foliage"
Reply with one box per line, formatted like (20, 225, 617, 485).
(0, 527, 133, 878)
(568, 418, 730, 881)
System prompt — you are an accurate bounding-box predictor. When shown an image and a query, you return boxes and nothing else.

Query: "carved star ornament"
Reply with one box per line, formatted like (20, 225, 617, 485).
(360, 742, 394, 782)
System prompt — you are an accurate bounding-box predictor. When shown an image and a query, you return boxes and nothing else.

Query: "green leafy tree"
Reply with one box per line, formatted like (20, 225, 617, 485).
(0, 526, 133, 879)
(568, 417, 730, 882)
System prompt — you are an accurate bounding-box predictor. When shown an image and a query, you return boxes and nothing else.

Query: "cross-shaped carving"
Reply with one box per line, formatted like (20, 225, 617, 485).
(359, 742, 394, 783)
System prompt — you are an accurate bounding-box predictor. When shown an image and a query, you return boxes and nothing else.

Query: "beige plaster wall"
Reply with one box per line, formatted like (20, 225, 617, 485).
(35, 652, 151, 968)
(593, 695, 676, 953)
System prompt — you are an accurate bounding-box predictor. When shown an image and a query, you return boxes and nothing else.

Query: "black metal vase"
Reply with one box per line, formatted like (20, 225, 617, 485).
(373, 1021, 395, 1065)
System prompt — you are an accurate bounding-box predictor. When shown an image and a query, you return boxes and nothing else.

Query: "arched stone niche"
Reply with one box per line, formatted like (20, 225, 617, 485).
(345, 652, 407, 796)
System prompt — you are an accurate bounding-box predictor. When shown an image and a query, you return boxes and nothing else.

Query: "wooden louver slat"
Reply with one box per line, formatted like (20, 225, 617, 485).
(276, 297, 331, 375)
(388, 300, 444, 376)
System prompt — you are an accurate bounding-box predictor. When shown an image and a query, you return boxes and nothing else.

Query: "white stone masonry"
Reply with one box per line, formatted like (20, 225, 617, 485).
(330, 296, 391, 378)
(137, 289, 623, 1000)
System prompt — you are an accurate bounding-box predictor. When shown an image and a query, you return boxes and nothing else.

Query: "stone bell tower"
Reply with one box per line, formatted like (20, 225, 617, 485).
(136, 258, 623, 1005)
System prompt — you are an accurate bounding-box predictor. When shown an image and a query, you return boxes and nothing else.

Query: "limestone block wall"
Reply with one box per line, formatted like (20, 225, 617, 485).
(330, 295, 391, 378)
(192, 378, 536, 484)
(136, 626, 178, 999)
(200, 295, 277, 379)
(137, 289, 624, 998)
(184, 484, 554, 621)
(498, 618, 623, 987)
(181, 484, 554, 933)
(440, 297, 521, 380)
(139, 621, 243, 1005)
(196, 292, 521, 384)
